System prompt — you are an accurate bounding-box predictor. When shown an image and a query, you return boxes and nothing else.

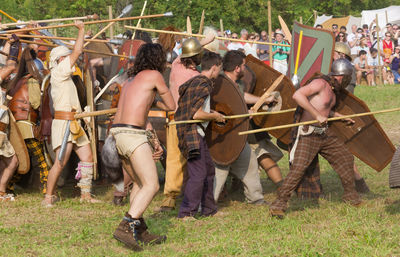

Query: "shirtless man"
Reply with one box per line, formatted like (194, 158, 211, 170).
(270, 59, 362, 218)
(110, 43, 175, 251)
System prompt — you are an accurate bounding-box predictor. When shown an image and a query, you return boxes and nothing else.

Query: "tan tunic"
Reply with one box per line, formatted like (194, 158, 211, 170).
(16, 77, 41, 139)
(0, 109, 15, 158)
(50, 56, 89, 150)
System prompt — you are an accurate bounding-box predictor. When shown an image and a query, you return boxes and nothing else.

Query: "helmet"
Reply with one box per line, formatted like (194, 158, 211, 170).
(330, 58, 353, 76)
(180, 38, 202, 58)
(335, 42, 351, 60)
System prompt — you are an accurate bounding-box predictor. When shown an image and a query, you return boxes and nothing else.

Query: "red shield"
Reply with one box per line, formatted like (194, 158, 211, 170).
(288, 22, 335, 86)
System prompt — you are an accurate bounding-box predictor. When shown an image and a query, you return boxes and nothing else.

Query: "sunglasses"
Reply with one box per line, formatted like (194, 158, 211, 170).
(339, 35, 345, 37)
(249, 37, 255, 40)
(232, 37, 238, 39)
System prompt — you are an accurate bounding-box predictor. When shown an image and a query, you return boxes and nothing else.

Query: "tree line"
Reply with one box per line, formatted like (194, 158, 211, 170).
(1, 0, 398, 36)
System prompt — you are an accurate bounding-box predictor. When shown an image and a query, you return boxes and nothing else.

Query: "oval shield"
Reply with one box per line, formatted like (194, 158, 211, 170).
(245, 54, 296, 145)
(205, 74, 249, 166)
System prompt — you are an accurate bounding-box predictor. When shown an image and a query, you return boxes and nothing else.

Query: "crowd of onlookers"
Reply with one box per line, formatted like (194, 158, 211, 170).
(195, 20, 400, 86)
(318, 21, 400, 85)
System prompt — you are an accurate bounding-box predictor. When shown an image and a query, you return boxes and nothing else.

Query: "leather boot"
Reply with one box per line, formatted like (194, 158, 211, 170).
(113, 213, 143, 251)
(136, 218, 166, 245)
(355, 178, 370, 194)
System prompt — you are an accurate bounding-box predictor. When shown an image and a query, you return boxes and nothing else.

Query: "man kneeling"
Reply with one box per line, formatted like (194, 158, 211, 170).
(110, 43, 175, 251)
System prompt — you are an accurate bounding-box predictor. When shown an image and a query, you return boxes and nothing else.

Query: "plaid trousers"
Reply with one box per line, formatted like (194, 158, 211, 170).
(271, 128, 360, 211)
(295, 155, 323, 199)
(8, 138, 49, 194)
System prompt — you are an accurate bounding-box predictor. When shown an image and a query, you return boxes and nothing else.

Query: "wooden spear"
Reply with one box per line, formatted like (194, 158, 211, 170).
(131, 0, 148, 39)
(3, 33, 108, 43)
(1, 14, 99, 27)
(125, 25, 291, 47)
(0, 9, 17, 22)
(0, 36, 129, 58)
(238, 106, 400, 135)
(71, 107, 296, 122)
(1, 12, 174, 34)
(84, 4, 133, 47)
(168, 108, 296, 126)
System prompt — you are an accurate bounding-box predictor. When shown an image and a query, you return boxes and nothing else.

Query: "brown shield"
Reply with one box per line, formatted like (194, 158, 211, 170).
(9, 111, 30, 174)
(245, 55, 296, 145)
(85, 42, 114, 60)
(205, 74, 249, 166)
(117, 39, 146, 71)
(330, 91, 395, 172)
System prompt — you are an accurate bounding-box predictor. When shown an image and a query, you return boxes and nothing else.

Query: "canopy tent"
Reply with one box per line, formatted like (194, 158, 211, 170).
(314, 15, 361, 32)
(361, 6, 400, 29)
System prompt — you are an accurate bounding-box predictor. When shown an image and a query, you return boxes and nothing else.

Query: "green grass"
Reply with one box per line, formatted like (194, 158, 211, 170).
(1, 84, 400, 256)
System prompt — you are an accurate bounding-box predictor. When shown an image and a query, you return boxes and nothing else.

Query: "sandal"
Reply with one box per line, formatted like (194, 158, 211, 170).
(80, 192, 102, 203)
(41, 194, 59, 208)
(0, 191, 15, 202)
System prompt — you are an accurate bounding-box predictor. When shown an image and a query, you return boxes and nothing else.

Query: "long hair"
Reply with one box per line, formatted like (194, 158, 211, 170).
(128, 43, 166, 77)
(8, 47, 42, 96)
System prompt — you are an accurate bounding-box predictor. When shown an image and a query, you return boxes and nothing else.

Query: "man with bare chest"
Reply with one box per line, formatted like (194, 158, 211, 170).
(270, 59, 361, 218)
(110, 43, 175, 251)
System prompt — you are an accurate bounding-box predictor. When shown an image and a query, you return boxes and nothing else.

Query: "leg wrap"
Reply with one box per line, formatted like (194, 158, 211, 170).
(76, 162, 94, 193)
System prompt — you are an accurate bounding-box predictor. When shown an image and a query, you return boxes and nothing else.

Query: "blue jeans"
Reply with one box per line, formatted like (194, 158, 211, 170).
(393, 70, 400, 84)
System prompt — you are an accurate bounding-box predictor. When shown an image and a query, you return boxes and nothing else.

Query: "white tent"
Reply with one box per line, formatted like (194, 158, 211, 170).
(361, 6, 400, 29)
(314, 15, 361, 32)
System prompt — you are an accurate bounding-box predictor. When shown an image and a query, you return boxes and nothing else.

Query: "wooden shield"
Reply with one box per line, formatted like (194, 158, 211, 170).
(9, 111, 30, 174)
(288, 22, 335, 87)
(205, 74, 249, 166)
(83, 57, 98, 180)
(117, 40, 146, 72)
(245, 55, 296, 145)
(85, 42, 114, 60)
(330, 91, 395, 172)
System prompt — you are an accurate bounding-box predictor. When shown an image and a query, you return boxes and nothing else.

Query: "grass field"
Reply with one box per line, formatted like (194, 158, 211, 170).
(1, 84, 400, 256)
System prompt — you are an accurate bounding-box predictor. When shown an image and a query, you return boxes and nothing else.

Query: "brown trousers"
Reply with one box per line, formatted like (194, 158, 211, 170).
(271, 128, 360, 211)
(161, 123, 187, 207)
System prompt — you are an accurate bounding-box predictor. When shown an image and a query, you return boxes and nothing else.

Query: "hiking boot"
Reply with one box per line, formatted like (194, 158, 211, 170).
(251, 199, 270, 206)
(270, 208, 285, 219)
(136, 218, 166, 245)
(154, 205, 174, 213)
(355, 178, 370, 194)
(113, 196, 126, 206)
(113, 214, 143, 251)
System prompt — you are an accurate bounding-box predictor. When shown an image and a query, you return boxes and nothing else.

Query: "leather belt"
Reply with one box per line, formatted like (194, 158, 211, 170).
(167, 111, 175, 121)
(111, 123, 144, 130)
(0, 122, 7, 132)
(148, 110, 167, 118)
(54, 111, 76, 120)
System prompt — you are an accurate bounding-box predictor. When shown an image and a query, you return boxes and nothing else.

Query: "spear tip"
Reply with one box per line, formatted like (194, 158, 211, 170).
(164, 12, 173, 17)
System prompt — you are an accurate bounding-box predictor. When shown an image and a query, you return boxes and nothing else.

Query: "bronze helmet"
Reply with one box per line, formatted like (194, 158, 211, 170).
(180, 37, 202, 58)
(335, 42, 352, 61)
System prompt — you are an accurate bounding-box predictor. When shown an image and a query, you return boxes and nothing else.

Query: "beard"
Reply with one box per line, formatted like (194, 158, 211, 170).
(237, 69, 245, 80)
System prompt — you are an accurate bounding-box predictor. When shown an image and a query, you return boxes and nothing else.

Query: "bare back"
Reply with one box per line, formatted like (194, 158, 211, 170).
(293, 78, 336, 123)
(113, 70, 164, 127)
